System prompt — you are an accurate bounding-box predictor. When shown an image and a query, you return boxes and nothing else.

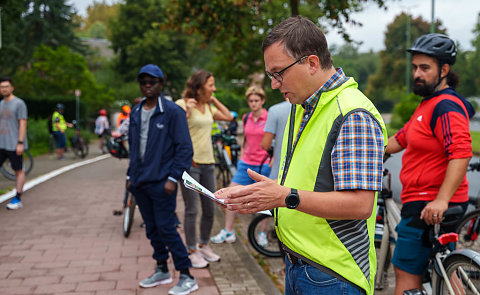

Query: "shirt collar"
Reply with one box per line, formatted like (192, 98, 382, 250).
(302, 67, 346, 109)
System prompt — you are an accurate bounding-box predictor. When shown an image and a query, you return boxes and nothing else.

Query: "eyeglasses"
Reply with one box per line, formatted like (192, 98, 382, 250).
(138, 79, 160, 86)
(265, 56, 308, 82)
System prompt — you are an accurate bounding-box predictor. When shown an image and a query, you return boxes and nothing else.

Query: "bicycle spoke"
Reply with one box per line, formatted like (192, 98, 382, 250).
(458, 266, 480, 295)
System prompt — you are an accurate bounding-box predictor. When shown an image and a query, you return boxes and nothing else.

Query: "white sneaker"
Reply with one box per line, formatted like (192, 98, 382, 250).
(257, 231, 268, 247)
(210, 228, 236, 244)
(189, 252, 208, 268)
(6, 197, 23, 210)
(198, 244, 220, 262)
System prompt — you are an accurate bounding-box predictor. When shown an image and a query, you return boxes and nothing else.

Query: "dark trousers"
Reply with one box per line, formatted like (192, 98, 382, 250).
(129, 181, 191, 270)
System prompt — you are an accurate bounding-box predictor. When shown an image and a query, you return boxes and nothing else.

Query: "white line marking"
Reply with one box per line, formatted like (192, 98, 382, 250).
(0, 154, 111, 204)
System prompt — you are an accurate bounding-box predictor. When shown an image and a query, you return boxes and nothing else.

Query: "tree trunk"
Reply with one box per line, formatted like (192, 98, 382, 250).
(290, 0, 298, 16)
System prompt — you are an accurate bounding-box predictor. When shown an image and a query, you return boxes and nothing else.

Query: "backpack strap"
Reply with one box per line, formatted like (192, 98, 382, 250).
(243, 112, 251, 127)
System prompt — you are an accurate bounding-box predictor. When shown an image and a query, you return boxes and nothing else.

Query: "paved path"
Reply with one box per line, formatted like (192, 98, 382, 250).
(0, 146, 282, 295)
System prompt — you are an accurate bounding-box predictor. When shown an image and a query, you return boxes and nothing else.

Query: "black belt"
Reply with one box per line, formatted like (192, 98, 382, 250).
(286, 251, 307, 265)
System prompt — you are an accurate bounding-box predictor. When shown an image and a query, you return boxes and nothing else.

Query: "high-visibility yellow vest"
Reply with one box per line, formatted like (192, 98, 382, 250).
(52, 111, 67, 132)
(276, 77, 388, 294)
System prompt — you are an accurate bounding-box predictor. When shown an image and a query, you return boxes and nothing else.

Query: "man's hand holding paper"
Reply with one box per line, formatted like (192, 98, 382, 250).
(214, 169, 288, 214)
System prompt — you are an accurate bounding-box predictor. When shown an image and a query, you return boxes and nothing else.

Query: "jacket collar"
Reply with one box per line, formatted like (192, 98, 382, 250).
(137, 95, 165, 114)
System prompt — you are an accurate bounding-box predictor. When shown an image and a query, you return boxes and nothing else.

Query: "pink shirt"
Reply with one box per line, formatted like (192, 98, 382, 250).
(241, 109, 269, 165)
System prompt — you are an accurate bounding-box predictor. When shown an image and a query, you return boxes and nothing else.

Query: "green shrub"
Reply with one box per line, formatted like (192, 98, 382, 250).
(26, 118, 93, 156)
(390, 92, 422, 129)
(471, 131, 480, 154)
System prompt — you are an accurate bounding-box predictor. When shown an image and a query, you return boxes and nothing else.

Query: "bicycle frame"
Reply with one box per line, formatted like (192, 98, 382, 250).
(375, 170, 401, 288)
(376, 192, 480, 294)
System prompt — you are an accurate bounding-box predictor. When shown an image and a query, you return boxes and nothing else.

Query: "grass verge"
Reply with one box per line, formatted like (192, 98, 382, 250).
(471, 131, 480, 155)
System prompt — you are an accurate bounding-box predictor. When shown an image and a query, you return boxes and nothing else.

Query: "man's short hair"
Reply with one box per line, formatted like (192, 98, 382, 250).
(0, 77, 14, 86)
(262, 16, 333, 70)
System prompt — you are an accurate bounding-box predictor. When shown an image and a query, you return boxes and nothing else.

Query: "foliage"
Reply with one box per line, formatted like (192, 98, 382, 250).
(26, 118, 52, 155)
(455, 12, 480, 97)
(109, 0, 192, 98)
(12, 45, 115, 114)
(0, 0, 85, 76)
(331, 44, 380, 91)
(215, 87, 247, 115)
(164, 0, 387, 84)
(390, 92, 422, 129)
(79, 0, 120, 37)
(87, 21, 107, 39)
(471, 131, 480, 155)
(365, 13, 446, 111)
(26, 118, 93, 156)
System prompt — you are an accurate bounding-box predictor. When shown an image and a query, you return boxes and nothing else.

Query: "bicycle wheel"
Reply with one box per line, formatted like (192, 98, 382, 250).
(434, 251, 480, 294)
(123, 190, 136, 238)
(0, 151, 34, 180)
(215, 164, 232, 189)
(374, 228, 392, 290)
(247, 214, 282, 257)
(73, 140, 89, 158)
(456, 209, 480, 252)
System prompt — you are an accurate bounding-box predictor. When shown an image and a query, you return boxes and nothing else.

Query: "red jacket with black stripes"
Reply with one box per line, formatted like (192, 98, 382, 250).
(394, 87, 475, 204)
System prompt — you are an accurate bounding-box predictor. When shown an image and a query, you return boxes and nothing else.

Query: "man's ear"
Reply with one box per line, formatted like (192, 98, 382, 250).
(440, 63, 450, 79)
(307, 55, 320, 75)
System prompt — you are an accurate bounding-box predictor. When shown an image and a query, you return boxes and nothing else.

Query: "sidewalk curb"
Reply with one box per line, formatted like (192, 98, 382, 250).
(0, 154, 111, 204)
(213, 206, 282, 295)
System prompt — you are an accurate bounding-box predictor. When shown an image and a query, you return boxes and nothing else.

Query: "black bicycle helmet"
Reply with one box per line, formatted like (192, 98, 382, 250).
(56, 103, 65, 110)
(407, 33, 456, 65)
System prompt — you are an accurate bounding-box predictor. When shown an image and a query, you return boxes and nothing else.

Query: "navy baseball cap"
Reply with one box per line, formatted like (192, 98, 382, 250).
(137, 64, 164, 79)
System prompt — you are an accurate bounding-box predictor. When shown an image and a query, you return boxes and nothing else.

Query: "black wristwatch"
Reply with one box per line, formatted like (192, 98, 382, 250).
(285, 188, 300, 209)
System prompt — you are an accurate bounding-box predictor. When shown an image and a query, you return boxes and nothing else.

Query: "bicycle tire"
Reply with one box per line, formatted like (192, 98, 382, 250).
(374, 237, 392, 290)
(0, 150, 34, 180)
(433, 249, 480, 294)
(456, 209, 480, 252)
(123, 191, 136, 238)
(73, 140, 89, 158)
(215, 164, 232, 189)
(247, 214, 282, 257)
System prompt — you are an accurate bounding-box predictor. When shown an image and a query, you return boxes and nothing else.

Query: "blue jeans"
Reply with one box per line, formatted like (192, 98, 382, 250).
(284, 256, 366, 295)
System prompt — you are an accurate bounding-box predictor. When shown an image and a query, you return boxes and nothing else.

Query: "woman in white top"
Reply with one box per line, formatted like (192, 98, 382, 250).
(176, 70, 232, 268)
(94, 109, 109, 154)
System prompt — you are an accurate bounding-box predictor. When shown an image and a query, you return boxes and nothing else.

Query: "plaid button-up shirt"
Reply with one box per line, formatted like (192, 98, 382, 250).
(289, 68, 384, 191)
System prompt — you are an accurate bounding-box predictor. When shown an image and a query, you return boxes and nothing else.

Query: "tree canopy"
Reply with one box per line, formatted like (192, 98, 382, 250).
(0, 0, 84, 76)
(12, 45, 115, 112)
(109, 0, 192, 97)
(364, 13, 446, 111)
(163, 0, 387, 85)
(75, 0, 120, 38)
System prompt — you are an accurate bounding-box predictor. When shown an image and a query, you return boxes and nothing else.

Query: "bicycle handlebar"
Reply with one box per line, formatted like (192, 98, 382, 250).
(468, 162, 480, 172)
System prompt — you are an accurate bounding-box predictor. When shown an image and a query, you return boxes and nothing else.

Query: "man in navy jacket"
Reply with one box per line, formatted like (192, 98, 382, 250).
(127, 64, 197, 295)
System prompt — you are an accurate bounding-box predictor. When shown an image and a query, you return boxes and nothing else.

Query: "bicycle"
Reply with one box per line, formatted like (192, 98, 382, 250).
(375, 166, 480, 294)
(108, 133, 136, 238)
(0, 150, 34, 180)
(70, 121, 89, 158)
(454, 161, 480, 251)
(121, 179, 136, 237)
(212, 128, 240, 189)
(247, 212, 282, 257)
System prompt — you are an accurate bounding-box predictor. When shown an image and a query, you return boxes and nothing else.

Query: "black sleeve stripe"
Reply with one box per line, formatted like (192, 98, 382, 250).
(440, 113, 453, 157)
(430, 99, 467, 136)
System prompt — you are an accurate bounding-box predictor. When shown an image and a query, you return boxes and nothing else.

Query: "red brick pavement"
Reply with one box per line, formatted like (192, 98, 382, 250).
(0, 158, 218, 295)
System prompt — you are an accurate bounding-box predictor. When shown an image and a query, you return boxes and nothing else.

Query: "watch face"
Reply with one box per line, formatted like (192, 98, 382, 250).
(286, 190, 299, 209)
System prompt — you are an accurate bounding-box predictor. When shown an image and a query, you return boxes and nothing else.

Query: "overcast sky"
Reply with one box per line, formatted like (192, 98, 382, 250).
(70, 0, 479, 52)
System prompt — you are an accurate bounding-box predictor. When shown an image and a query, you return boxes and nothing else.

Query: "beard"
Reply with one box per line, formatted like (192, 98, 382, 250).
(412, 77, 438, 97)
